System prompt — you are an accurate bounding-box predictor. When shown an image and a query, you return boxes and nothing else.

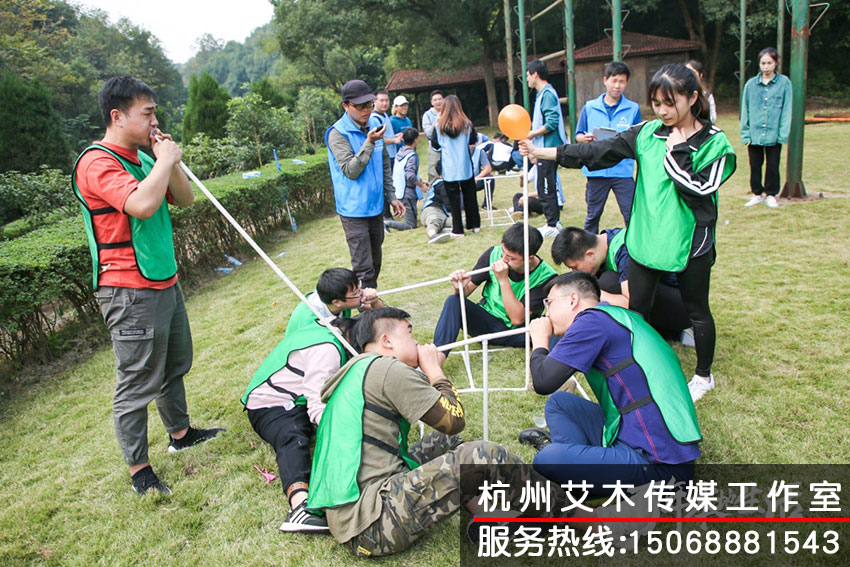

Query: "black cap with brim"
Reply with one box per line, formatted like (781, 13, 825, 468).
(341, 79, 376, 105)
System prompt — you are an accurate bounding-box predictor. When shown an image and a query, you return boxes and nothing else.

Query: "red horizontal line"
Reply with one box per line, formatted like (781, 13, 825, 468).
(474, 517, 850, 523)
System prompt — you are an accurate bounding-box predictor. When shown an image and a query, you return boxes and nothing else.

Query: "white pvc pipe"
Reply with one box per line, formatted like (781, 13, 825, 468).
(457, 283, 475, 391)
(435, 326, 527, 351)
(378, 266, 492, 296)
(523, 155, 531, 390)
(178, 162, 358, 356)
(482, 338, 489, 441)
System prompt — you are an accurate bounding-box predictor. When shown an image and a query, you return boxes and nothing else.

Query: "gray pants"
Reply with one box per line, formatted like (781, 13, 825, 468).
(339, 214, 384, 289)
(421, 206, 451, 237)
(384, 196, 419, 230)
(95, 283, 193, 466)
(427, 148, 441, 182)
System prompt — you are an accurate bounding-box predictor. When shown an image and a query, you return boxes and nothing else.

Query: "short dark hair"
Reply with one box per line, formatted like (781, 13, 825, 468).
(316, 268, 359, 304)
(430, 89, 444, 98)
(98, 76, 156, 127)
(350, 306, 411, 352)
(502, 223, 543, 256)
(545, 271, 600, 302)
(527, 59, 548, 81)
(375, 88, 389, 97)
(758, 47, 779, 64)
(604, 61, 631, 80)
(551, 227, 598, 265)
(402, 127, 419, 146)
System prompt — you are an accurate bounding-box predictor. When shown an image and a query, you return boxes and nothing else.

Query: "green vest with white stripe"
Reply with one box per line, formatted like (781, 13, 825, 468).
(307, 355, 419, 512)
(585, 304, 701, 448)
(480, 247, 557, 327)
(71, 144, 177, 290)
(626, 120, 735, 271)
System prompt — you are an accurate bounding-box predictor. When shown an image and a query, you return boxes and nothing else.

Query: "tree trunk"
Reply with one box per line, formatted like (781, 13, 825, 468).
(482, 49, 499, 127)
(707, 21, 723, 92)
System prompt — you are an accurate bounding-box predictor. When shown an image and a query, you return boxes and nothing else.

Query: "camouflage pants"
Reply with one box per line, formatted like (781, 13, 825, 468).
(345, 432, 558, 558)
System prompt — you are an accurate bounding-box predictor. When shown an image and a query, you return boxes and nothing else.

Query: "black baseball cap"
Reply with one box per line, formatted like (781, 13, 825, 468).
(341, 80, 376, 105)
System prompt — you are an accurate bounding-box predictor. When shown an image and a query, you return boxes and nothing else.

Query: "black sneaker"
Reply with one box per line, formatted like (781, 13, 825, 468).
(131, 466, 172, 496)
(518, 427, 551, 452)
(168, 426, 225, 454)
(279, 502, 330, 533)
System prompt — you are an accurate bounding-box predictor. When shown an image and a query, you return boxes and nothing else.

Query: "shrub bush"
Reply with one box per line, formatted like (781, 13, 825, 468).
(181, 134, 254, 180)
(0, 153, 333, 368)
(0, 167, 76, 227)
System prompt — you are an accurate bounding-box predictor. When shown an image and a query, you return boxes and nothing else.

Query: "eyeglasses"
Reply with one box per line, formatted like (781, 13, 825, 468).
(347, 101, 374, 111)
(542, 294, 571, 309)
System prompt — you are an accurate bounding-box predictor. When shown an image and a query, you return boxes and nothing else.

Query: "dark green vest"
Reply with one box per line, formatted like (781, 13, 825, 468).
(241, 318, 348, 407)
(480, 247, 557, 327)
(626, 120, 735, 271)
(72, 144, 177, 289)
(307, 355, 418, 512)
(585, 304, 702, 448)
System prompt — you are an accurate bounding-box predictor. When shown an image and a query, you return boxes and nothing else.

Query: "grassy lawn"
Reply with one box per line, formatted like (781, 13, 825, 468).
(1, 115, 848, 566)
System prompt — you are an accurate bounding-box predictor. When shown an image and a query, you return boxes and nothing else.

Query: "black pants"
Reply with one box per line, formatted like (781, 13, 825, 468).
(628, 252, 715, 376)
(444, 177, 480, 234)
(597, 271, 691, 337)
(247, 405, 314, 493)
(747, 144, 782, 196)
(512, 193, 544, 215)
(339, 214, 384, 289)
(536, 159, 561, 227)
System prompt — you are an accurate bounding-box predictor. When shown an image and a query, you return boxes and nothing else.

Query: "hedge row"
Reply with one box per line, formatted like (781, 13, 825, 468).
(0, 154, 334, 367)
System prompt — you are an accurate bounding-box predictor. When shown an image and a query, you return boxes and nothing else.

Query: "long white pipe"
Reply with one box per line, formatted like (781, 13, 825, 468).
(523, 155, 531, 389)
(178, 162, 358, 356)
(378, 266, 492, 296)
(435, 326, 527, 352)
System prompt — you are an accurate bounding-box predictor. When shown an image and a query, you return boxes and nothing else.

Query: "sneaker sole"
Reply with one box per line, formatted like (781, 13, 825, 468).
(168, 432, 223, 454)
(279, 521, 330, 533)
(428, 233, 451, 244)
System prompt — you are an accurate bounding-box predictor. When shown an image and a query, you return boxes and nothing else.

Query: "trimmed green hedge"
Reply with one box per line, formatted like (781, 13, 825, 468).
(0, 153, 333, 367)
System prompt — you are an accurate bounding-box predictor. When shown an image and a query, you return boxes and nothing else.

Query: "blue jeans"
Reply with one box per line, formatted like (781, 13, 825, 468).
(584, 176, 635, 234)
(533, 392, 693, 494)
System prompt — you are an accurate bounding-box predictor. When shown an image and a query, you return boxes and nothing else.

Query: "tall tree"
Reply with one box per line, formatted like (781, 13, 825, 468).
(183, 71, 230, 141)
(0, 71, 70, 172)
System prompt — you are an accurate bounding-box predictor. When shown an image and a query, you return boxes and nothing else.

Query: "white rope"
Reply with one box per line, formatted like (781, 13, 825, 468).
(178, 162, 358, 356)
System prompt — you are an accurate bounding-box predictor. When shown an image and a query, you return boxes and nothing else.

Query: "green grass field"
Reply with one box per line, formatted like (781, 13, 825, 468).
(1, 116, 848, 566)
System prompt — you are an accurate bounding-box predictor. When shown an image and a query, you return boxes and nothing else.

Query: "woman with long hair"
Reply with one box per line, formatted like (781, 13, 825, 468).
(685, 60, 717, 124)
(740, 47, 792, 209)
(521, 63, 736, 402)
(430, 94, 479, 236)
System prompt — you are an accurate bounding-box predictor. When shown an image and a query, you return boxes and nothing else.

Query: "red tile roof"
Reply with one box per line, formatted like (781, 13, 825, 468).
(386, 32, 700, 91)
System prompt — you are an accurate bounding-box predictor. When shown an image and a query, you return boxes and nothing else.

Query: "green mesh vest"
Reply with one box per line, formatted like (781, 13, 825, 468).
(604, 229, 627, 273)
(307, 355, 419, 512)
(72, 144, 177, 289)
(480, 247, 557, 327)
(585, 304, 701, 448)
(626, 120, 735, 271)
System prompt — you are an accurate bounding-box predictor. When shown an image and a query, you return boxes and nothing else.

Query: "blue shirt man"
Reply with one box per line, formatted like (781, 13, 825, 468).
(575, 61, 642, 234)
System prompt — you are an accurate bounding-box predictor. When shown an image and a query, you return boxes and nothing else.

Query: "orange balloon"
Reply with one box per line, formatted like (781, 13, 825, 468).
(498, 104, 531, 140)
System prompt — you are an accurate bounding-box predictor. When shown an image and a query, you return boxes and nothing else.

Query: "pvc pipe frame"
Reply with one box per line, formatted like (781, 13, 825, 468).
(178, 162, 358, 357)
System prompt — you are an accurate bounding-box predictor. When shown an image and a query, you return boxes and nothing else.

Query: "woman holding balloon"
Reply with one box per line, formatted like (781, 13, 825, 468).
(430, 94, 479, 237)
(519, 63, 736, 403)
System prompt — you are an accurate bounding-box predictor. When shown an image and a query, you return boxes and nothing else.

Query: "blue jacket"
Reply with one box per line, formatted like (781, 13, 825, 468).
(578, 93, 640, 178)
(435, 123, 473, 182)
(740, 73, 793, 146)
(325, 113, 385, 218)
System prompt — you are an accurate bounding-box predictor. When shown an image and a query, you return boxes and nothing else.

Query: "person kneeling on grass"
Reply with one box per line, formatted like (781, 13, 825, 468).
(433, 223, 557, 353)
(306, 307, 566, 556)
(385, 128, 429, 232)
(551, 226, 694, 347)
(520, 272, 701, 490)
(242, 268, 379, 533)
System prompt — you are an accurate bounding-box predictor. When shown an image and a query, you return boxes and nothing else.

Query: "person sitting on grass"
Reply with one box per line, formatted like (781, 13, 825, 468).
(520, 272, 701, 490)
(242, 268, 369, 533)
(421, 162, 453, 244)
(433, 223, 557, 353)
(384, 128, 428, 232)
(551, 226, 693, 343)
(306, 307, 566, 556)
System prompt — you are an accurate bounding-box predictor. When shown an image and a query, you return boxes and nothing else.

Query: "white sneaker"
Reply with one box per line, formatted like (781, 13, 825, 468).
(765, 195, 779, 208)
(680, 327, 695, 348)
(539, 225, 559, 238)
(744, 194, 765, 207)
(428, 232, 451, 244)
(688, 373, 715, 403)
